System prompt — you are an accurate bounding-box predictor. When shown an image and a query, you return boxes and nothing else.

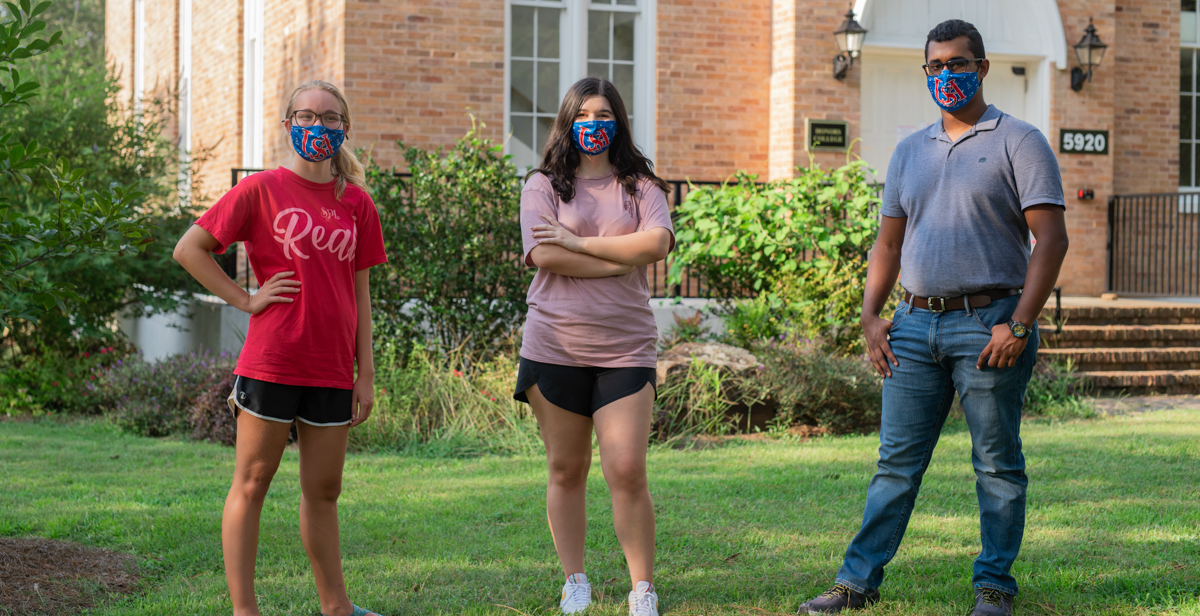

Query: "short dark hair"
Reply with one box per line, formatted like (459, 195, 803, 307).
(925, 19, 986, 61)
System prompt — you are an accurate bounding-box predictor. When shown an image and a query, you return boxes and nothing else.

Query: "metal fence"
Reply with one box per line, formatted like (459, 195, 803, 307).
(229, 168, 724, 297)
(1108, 192, 1200, 296)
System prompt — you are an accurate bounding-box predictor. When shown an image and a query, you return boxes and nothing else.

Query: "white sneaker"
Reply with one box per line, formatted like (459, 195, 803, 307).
(628, 581, 658, 616)
(560, 573, 592, 614)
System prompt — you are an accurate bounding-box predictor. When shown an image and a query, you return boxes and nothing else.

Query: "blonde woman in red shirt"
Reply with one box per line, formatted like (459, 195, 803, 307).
(173, 81, 385, 616)
(514, 76, 675, 616)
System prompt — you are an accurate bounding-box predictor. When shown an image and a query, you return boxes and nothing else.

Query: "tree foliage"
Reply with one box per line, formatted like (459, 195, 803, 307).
(367, 121, 533, 365)
(2, 0, 209, 362)
(668, 160, 882, 354)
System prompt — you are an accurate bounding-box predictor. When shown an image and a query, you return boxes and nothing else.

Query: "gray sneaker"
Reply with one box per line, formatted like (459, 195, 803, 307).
(796, 583, 880, 614)
(969, 586, 1014, 616)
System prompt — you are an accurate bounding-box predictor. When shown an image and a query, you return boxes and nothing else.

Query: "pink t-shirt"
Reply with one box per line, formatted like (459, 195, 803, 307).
(519, 172, 675, 368)
(195, 168, 388, 389)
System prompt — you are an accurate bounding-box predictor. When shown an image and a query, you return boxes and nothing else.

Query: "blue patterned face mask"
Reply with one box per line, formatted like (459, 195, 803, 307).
(290, 124, 345, 162)
(572, 120, 617, 156)
(927, 69, 980, 112)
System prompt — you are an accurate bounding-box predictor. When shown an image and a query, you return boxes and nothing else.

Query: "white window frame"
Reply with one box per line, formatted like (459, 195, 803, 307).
(242, 0, 265, 168)
(1183, 9, 1200, 193)
(504, 0, 656, 172)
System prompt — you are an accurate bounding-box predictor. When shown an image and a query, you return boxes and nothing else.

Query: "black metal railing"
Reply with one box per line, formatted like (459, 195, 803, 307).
(1108, 192, 1200, 296)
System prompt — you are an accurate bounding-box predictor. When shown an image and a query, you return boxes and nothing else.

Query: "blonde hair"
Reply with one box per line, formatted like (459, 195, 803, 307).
(284, 80, 367, 200)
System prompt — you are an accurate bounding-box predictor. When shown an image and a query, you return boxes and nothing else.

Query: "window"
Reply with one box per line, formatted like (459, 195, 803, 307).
(1184, 41, 1200, 189)
(509, 5, 562, 171)
(588, 3, 637, 132)
(506, 0, 655, 172)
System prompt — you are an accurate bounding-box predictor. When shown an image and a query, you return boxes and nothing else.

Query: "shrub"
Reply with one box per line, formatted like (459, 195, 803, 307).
(367, 120, 533, 365)
(0, 342, 130, 414)
(720, 294, 784, 350)
(347, 343, 541, 456)
(1024, 358, 1097, 419)
(95, 351, 235, 437)
(658, 310, 712, 350)
(748, 335, 882, 435)
(189, 371, 239, 446)
(669, 161, 880, 300)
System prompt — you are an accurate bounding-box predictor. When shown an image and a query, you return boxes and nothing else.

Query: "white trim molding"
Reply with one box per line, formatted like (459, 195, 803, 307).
(242, 0, 266, 168)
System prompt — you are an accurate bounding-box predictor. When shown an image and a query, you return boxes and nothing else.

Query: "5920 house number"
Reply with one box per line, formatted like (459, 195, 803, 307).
(1060, 129, 1109, 155)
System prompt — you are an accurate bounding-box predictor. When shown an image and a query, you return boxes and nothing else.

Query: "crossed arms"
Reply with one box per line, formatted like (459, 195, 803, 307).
(529, 214, 673, 278)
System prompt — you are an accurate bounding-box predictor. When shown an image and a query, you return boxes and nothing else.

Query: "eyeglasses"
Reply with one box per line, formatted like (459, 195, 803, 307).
(922, 58, 985, 76)
(287, 110, 345, 130)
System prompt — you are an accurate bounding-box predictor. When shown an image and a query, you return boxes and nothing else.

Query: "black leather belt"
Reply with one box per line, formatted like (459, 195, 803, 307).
(903, 288, 1021, 312)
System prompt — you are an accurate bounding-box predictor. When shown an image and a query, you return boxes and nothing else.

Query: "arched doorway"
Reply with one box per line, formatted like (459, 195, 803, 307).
(855, 0, 1067, 180)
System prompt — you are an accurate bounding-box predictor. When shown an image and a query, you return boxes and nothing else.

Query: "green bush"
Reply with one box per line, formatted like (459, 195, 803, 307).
(748, 335, 882, 435)
(719, 294, 784, 350)
(0, 342, 130, 414)
(669, 161, 881, 355)
(367, 121, 533, 365)
(347, 343, 541, 456)
(658, 310, 712, 350)
(1024, 357, 1097, 419)
(3, 0, 210, 387)
(669, 161, 880, 300)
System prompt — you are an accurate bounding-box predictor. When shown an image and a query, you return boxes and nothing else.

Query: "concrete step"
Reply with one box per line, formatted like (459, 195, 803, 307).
(1079, 369, 1200, 395)
(1039, 347, 1200, 372)
(1042, 325, 1200, 348)
(1039, 304, 1200, 326)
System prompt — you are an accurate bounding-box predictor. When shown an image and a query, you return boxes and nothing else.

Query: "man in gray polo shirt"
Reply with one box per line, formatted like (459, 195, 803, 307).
(797, 20, 1069, 616)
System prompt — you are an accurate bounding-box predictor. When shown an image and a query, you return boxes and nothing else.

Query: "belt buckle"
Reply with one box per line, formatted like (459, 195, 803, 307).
(929, 296, 947, 313)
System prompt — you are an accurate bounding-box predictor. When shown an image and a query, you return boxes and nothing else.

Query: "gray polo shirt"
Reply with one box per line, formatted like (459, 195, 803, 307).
(881, 104, 1065, 298)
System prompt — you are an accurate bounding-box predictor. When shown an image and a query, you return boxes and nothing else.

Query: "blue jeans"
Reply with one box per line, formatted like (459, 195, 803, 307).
(836, 295, 1036, 597)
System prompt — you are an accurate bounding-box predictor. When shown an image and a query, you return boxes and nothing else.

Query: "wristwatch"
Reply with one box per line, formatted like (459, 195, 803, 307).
(1007, 320, 1031, 339)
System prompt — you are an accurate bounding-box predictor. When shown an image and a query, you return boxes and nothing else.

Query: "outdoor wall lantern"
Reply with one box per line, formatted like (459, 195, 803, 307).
(832, 6, 868, 80)
(1070, 18, 1107, 91)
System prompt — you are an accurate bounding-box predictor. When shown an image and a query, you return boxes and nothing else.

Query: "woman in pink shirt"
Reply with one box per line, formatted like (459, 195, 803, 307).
(173, 81, 385, 616)
(514, 77, 675, 616)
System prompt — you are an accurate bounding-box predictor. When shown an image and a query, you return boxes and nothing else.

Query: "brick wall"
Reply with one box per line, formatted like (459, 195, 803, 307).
(191, 0, 243, 200)
(1113, 0, 1180, 193)
(768, 0, 795, 179)
(342, 0, 505, 172)
(655, 0, 771, 181)
(1052, 1, 1117, 297)
(262, 0, 346, 170)
(105, 0, 133, 105)
(144, 2, 179, 140)
(769, 0, 862, 181)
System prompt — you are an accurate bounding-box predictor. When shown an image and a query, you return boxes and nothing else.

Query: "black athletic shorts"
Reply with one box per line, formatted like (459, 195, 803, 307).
(512, 357, 657, 418)
(226, 375, 354, 427)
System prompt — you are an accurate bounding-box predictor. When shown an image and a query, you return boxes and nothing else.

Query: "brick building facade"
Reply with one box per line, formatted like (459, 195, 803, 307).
(108, 0, 1185, 297)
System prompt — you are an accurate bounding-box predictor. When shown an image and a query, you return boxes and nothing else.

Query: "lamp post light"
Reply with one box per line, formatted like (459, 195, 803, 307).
(1070, 18, 1107, 91)
(833, 6, 868, 80)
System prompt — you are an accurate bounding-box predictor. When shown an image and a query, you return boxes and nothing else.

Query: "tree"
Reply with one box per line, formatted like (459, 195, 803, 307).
(2, 0, 209, 359)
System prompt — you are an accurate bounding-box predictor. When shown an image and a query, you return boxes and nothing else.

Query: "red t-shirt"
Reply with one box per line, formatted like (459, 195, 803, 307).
(195, 168, 388, 389)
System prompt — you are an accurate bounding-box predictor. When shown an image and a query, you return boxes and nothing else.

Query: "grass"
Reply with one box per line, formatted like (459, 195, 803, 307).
(1, 410, 1199, 615)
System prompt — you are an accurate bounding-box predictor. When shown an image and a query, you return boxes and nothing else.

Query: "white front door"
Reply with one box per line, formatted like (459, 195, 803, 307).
(860, 49, 1029, 181)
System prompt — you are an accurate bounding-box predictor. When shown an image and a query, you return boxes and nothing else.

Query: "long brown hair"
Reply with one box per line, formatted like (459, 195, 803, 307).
(284, 80, 367, 200)
(531, 77, 668, 202)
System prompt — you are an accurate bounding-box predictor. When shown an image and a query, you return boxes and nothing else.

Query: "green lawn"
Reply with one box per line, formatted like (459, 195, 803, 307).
(2, 411, 1198, 616)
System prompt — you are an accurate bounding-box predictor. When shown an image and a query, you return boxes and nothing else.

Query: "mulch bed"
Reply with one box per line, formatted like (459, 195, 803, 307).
(0, 538, 139, 615)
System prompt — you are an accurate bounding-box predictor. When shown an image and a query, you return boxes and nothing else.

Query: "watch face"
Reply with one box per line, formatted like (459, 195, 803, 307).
(1011, 322, 1029, 338)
